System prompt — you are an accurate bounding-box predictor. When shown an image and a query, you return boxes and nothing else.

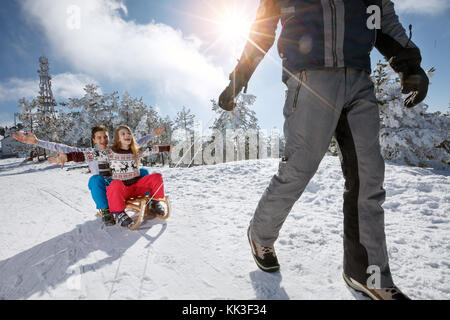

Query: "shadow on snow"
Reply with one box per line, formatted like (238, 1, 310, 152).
(0, 217, 167, 300)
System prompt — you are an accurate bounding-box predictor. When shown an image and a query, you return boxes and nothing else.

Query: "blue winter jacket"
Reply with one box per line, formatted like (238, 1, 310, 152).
(237, 0, 416, 83)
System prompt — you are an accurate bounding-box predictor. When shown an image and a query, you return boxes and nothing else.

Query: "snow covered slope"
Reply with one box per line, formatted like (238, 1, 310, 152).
(0, 157, 448, 300)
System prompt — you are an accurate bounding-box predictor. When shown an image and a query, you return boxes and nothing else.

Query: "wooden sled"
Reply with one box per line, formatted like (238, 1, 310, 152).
(97, 195, 170, 230)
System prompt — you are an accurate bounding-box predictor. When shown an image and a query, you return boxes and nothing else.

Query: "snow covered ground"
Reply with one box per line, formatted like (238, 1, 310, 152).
(0, 156, 448, 300)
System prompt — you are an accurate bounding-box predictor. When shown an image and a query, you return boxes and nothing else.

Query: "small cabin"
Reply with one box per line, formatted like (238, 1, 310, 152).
(0, 135, 21, 158)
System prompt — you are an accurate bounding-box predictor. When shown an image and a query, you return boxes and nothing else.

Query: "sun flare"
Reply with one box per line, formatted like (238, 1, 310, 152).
(216, 10, 251, 41)
(177, 2, 255, 52)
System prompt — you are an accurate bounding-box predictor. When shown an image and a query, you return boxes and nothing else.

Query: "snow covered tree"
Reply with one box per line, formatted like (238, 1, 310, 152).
(171, 107, 196, 167)
(135, 105, 160, 139)
(157, 115, 174, 167)
(53, 110, 79, 145)
(173, 106, 195, 132)
(17, 98, 39, 133)
(211, 94, 259, 132)
(159, 115, 174, 145)
(62, 85, 120, 147)
(135, 105, 169, 166)
(372, 60, 449, 170)
(33, 104, 59, 146)
(115, 92, 148, 132)
(211, 94, 260, 162)
(15, 98, 48, 159)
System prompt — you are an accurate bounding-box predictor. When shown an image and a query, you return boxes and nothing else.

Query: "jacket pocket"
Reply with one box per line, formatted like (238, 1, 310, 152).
(291, 70, 306, 113)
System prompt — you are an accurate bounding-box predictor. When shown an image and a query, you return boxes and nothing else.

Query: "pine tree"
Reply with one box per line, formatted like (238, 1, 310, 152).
(116, 92, 148, 131)
(173, 106, 195, 131)
(211, 94, 259, 132)
(172, 106, 196, 167)
(15, 98, 46, 159)
(17, 98, 39, 132)
(34, 103, 59, 145)
(62, 84, 119, 147)
(135, 105, 175, 167)
(135, 105, 160, 139)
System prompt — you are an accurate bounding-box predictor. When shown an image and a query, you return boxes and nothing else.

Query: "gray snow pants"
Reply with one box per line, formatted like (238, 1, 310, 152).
(250, 67, 393, 287)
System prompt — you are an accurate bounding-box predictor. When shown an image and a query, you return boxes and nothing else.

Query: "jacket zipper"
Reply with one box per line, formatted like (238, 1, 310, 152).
(291, 71, 306, 113)
(329, 0, 337, 67)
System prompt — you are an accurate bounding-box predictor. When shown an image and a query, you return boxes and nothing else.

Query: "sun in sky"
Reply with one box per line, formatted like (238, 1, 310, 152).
(176, 0, 255, 54)
(205, 3, 255, 56)
(216, 8, 252, 42)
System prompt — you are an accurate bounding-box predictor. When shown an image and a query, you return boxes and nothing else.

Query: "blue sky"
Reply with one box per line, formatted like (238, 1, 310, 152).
(1, 0, 449, 133)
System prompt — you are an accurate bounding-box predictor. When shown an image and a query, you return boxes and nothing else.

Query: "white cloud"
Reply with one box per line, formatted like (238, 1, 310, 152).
(52, 73, 100, 99)
(0, 78, 38, 103)
(392, 0, 450, 15)
(0, 73, 98, 103)
(20, 0, 227, 117)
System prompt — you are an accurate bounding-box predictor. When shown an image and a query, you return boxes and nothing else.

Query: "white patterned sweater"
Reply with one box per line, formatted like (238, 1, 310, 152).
(68, 144, 168, 186)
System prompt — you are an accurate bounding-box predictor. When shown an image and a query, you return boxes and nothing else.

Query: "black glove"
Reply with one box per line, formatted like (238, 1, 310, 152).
(389, 48, 429, 108)
(218, 84, 238, 111)
(401, 68, 429, 108)
(218, 70, 248, 111)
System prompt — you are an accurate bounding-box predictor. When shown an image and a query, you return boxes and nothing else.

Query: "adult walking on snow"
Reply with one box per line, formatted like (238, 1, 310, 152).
(218, 0, 429, 300)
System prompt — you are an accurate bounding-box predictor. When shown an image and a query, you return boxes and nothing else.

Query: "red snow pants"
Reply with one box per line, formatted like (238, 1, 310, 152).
(106, 173, 164, 212)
